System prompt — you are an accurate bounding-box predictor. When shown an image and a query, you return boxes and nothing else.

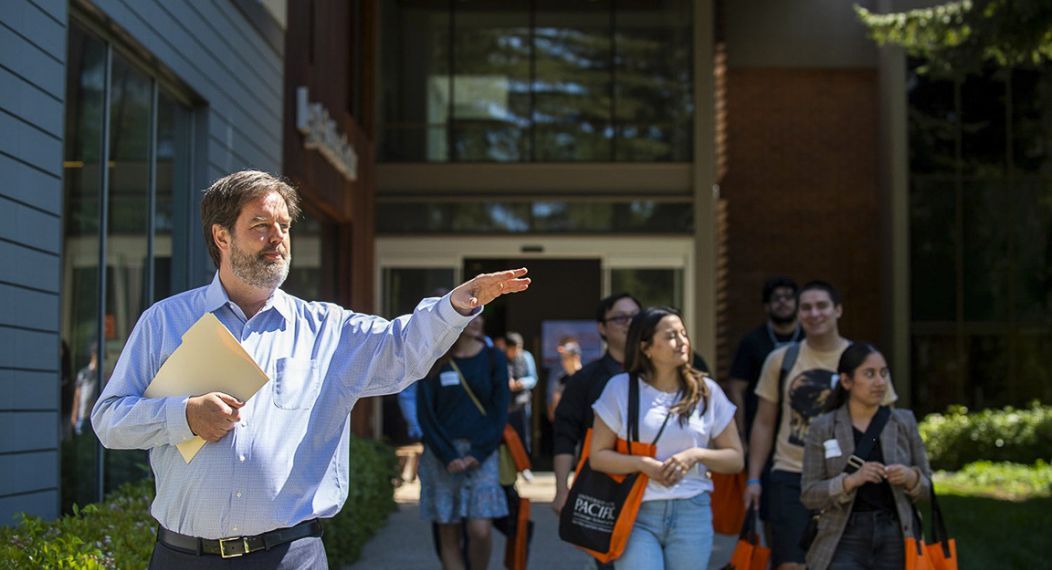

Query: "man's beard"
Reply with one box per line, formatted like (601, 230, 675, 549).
(230, 242, 290, 290)
(769, 311, 796, 326)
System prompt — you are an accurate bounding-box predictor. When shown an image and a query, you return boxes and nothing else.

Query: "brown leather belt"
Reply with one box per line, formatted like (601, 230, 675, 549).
(156, 519, 323, 558)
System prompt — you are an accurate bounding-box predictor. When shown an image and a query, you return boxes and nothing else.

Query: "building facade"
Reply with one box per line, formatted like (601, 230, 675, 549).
(0, 0, 1048, 523)
(369, 0, 1052, 454)
(0, 0, 295, 522)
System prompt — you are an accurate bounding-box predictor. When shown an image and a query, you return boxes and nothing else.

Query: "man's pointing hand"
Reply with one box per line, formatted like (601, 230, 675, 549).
(450, 267, 531, 315)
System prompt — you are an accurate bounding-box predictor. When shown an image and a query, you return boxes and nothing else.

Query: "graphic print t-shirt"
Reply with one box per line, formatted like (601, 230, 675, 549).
(754, 339, 898, 473)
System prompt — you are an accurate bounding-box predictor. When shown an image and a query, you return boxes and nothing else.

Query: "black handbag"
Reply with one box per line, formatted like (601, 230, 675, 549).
(800, 406, 891, 550)
(558, 375, 674, 563)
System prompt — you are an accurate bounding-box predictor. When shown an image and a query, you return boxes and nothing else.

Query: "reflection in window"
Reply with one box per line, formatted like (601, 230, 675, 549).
(382, 268, 456, 318)
(908, 62, 1052, 414)
(61, 21, 192, 509)
(380, 0, 691, 162)
(376, 200, 692, 234)
(283, 210, 340, 303)
(611, 268, 683, 312)
(533, 0, 613, 161)
(61, 24, 106, 514)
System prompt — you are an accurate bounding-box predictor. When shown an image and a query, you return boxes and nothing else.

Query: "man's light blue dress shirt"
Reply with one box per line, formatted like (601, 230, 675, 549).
(92, 273, 474, 539)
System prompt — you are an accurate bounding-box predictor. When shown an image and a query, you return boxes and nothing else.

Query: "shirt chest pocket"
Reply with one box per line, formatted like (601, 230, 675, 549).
(273, 357, 321, 410)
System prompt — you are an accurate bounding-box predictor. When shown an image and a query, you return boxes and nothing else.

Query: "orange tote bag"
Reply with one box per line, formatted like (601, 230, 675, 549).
(721, 508, 769, 570)
(710, 470, 747, 535)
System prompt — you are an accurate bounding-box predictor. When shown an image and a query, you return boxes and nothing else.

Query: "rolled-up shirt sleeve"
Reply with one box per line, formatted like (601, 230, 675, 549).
(91, 306, 196, 450)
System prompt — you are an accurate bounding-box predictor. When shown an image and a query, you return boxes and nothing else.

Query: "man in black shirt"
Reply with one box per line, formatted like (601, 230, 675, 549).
(551, 294, 710, 518)
(551, 293, 640, 518)
(726, 276, 803, 443)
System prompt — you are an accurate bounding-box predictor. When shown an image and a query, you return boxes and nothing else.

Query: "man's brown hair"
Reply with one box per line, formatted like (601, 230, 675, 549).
(200, 170, 301, 267)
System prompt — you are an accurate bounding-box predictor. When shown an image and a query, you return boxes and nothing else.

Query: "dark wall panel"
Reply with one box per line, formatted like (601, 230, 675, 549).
(0, 0, 65, 523)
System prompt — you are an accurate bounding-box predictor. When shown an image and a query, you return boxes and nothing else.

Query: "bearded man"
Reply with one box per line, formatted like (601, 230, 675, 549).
(92, 170, 530, 569)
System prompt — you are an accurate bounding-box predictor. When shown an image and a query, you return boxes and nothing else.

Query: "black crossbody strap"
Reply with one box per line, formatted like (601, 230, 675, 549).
(628, 373, 640, 454)
(844, 406, 891, 473)
(627, 374, 677, 450)
(650, 400, 676, 446)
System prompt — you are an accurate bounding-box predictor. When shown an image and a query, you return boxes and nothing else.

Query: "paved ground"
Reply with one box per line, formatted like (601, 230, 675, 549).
(346, 472, 737, 570)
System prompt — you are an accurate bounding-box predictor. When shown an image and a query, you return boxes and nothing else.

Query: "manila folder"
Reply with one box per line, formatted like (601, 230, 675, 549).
(144, 312, 270, 462)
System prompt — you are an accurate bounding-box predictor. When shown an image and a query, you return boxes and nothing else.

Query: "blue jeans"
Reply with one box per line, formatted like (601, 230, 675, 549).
(615, 493, 714, 570)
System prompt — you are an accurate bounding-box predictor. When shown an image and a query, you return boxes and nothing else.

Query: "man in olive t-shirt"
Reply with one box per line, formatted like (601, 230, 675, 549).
(744, 281, 897, 570)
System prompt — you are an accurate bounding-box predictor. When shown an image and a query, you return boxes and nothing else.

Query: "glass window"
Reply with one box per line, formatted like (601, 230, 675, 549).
(907, 62, 1052, 415)
(908, 177, 956, 322)
(282, 210, 340, 303)
(451, 1, 531, 161)
(103, 54, 155, 491)
(610, 268, 683, 312)
(533, 0, 613, 161)
(613, 0, 692, 161)
(154, 92, 193, 301)
(61, 24, 106, 513)
(379, 1, 693, 162)
(382, 268, 456, 317)
(376, 200, 692, 234)
(379, 1, 451, 161)
(61, 20, 194, 508)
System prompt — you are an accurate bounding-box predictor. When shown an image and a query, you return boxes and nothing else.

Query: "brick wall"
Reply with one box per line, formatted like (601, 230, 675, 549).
(719, 68, 883, 376)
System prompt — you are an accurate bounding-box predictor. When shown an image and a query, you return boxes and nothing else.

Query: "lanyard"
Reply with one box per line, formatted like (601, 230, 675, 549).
(767, 321, 801, 348)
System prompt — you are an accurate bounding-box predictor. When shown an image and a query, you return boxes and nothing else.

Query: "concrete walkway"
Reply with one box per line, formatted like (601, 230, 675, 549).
(347, 472, 737, 570)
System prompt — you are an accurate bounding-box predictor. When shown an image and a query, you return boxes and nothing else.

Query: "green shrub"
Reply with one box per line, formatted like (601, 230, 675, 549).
(919, 402, 1052, 470)
(0, 477, 155, 569)
(934, 460, 1052, 500)
(322, 436, 400, 566)
(0, 436, 398, 569)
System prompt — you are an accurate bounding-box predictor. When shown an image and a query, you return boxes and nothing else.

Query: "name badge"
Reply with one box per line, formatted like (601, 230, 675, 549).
(824, 439, 843, 459)
(439, 371, 460, 387)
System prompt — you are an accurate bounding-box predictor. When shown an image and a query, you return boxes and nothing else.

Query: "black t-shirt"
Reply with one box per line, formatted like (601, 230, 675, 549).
(850, 426, 897, 514)
(728, 323, 803, 437)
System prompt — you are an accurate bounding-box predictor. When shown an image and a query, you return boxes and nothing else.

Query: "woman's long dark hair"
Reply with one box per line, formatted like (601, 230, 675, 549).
(825, 342, 881, 412)
(624, 306, 710, 424)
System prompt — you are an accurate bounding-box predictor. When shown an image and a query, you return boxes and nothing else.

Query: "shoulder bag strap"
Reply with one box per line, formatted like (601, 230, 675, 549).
(628, 373, 678, 449)
(627, 373, 639, 454)
(929, 484, 951, 554)
(450, 360, 487, 417)
(844, 405, 891, 473)
(650, 402, 676, 446)
(770, 342, 801, 462)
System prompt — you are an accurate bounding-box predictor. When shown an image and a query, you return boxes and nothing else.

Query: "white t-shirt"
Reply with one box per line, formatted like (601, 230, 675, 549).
(592, 373, 736, 502)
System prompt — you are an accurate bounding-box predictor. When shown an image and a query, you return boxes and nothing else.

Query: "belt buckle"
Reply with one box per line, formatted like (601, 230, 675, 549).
(219, 536, 249, 558)
(847, 455, 865, 471)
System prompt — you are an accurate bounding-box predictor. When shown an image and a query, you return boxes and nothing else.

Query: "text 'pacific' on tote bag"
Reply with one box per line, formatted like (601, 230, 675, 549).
(721, 507, 770, 570)
(558, 374, 672, 564)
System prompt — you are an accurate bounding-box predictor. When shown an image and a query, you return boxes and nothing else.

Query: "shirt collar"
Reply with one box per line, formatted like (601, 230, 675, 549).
(203, 272, 293, 323)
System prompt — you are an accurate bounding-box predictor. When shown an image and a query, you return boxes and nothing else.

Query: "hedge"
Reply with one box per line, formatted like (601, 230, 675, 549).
(919, 402, 1052, 471)
(0, 436, 398, 569)
(934, 460, 1052, 500)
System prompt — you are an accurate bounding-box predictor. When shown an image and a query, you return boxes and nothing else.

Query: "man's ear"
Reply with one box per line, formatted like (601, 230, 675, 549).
(834, 304, 844, 319)
(212, 224, 231, 253)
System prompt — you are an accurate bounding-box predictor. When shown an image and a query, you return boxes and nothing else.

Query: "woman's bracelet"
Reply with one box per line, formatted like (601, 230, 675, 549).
(746, 478, 761, 486)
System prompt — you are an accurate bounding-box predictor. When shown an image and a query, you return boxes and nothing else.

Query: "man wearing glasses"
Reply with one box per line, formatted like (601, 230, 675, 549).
(551, 292, 640, 537)
(727, 276, 803, 444)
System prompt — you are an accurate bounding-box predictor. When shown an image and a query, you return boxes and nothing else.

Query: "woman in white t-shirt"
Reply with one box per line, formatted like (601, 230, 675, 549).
(590, 306, 743, 569)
